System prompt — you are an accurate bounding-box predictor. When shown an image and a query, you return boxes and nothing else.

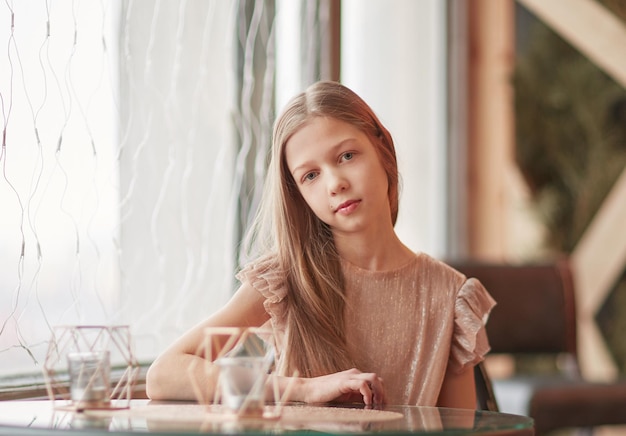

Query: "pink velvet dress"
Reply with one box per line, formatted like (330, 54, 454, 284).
(236, 251, 496, 406)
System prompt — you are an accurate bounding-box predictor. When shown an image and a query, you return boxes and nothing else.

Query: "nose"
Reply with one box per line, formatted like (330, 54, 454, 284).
(327, 169, 348, 195)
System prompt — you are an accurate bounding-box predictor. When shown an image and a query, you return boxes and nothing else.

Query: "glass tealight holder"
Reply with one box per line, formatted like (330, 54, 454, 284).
(215, 356, 269, 417)
(67, 350, 111, 408)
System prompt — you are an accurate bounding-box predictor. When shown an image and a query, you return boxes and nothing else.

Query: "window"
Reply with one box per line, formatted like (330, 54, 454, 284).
(1, 0, 449, 383)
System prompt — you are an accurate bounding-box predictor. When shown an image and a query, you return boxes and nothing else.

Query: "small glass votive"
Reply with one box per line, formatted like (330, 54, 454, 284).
(216, 356, 269, 417)
(67, 351, 111, 408)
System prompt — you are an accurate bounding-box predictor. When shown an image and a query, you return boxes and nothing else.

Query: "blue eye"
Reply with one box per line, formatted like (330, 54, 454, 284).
(343, 152, 354, 161)
(304, 172, 317, 182)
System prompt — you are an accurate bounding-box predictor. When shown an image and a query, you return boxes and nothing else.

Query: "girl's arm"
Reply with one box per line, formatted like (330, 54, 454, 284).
(145, 282, 269, 401)
(272, 368, 385, 406)
(436, 365, 477, 409)
(145, 283, 386, 405)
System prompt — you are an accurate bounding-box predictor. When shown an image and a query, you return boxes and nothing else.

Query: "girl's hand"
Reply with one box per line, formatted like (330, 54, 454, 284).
(300, 368, 385, 406)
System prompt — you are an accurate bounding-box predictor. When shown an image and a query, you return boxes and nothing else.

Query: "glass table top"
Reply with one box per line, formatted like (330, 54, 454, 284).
(0, 399, 534, 435)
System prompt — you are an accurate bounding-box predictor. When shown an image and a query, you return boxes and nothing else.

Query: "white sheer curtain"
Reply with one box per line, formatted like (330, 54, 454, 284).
(0, 0, 281, 377)
(116, 0, 243, 362)
(0, 0, 123, 377)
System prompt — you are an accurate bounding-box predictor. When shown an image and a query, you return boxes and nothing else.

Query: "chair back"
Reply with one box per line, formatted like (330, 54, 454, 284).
(452, 259, 626, 435)
(449, 260, 578, 358)
(475, 361, 499, 411)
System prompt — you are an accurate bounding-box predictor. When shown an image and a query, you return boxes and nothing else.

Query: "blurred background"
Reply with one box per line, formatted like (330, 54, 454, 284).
(0, 0, 624, 420)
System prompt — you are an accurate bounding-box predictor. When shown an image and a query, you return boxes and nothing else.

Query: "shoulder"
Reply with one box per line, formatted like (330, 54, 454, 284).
(448, 278, 497, 373)
(236, 253, 288, 304)
(237, 253, 281, 286)
(413, 252, 467, 287)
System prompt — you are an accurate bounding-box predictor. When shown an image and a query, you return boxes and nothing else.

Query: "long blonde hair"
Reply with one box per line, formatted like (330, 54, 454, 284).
(245, 81, 399, 377)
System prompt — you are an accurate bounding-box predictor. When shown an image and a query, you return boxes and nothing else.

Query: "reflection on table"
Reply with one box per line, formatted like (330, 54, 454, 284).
(0, 399, 534, 435)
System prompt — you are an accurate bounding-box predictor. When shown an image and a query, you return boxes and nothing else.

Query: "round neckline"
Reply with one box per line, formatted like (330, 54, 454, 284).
(340, 252, 421, 275)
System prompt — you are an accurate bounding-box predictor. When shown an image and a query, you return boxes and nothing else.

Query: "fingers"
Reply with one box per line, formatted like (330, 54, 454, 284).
(365, 375, 385, 406)
(369, 377, 385, 405)
(342, 369, 385, 406)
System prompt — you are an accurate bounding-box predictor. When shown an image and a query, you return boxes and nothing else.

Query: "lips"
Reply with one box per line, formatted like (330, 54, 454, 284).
(334, 199, 360, 214)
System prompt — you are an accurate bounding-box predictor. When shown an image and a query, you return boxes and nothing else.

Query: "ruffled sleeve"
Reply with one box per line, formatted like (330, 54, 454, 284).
(235, 254, 288, 329)
(448, 277, 497, 373)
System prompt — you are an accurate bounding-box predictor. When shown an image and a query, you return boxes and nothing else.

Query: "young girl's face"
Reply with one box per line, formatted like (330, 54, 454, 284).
(285, 116, 392, 236)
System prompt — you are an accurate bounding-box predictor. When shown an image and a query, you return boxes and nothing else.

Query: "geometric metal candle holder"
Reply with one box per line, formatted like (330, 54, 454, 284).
(42, 325, 139, 411)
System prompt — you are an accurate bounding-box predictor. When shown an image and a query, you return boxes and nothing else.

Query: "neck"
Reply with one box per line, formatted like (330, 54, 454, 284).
(333, 228, 414, 271)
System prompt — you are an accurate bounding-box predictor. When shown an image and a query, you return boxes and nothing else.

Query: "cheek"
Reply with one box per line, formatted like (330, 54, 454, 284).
(368, 166, 391, 205)
(299, 188, 331, 218)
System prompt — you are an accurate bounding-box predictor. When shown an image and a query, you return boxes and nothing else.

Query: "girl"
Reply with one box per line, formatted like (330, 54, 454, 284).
(146, 81, 495, 408)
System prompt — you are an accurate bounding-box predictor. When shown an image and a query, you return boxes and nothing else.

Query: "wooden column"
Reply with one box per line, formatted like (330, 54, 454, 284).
(467, 0, 516, 260)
